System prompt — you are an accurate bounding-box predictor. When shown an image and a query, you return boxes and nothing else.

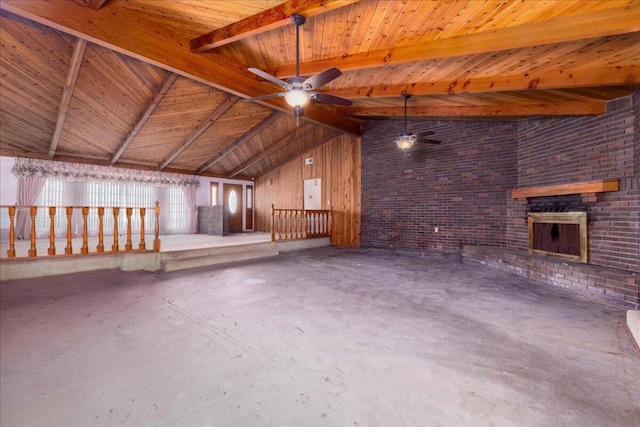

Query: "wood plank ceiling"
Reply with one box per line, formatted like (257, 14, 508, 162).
(1, 0, 638, 179)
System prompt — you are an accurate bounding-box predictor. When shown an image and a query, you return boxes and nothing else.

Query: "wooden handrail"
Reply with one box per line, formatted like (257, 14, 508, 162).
(270, 204, 331, 242)
(1, 203, 161, 258)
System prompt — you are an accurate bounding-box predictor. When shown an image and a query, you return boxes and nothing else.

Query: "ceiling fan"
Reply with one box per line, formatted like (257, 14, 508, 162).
(395, 93, 441, 149)
(245, 13, 352, 118)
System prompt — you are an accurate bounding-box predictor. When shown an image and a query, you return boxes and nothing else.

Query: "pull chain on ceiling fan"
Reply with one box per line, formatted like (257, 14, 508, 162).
(245, 13, 352, 118)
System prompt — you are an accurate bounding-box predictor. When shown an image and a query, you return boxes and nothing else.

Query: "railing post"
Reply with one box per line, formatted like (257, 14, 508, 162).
(81, 206, 89, 254)
(125, 207, 133, 251)
(48, 206, 56, 255)
(112, 207, 120, 252)
(271, 204, 275, 242)
(65, 206, 73, 254)
(7, 206, 16, 257)
(153, 201, 161, 252)
(97, 207, 105, 253)
(139, 208, 146, 250)
(28, 206, 37, 257)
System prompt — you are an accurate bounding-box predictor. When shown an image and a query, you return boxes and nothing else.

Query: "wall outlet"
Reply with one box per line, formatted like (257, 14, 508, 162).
(434, 227, 439, 233)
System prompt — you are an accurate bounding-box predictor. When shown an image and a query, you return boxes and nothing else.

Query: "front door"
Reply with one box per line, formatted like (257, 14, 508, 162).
(224, 184, 243, 233)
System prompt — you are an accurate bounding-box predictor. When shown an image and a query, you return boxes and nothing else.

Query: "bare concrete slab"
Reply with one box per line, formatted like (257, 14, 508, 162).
(1, 247, 638, 426)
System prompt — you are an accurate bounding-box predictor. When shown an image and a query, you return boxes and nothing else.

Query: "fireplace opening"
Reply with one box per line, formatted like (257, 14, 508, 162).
(528, 212, 587, 263)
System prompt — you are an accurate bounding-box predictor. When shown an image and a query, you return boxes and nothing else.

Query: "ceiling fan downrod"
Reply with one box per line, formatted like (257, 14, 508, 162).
(291, 14, 306, 79)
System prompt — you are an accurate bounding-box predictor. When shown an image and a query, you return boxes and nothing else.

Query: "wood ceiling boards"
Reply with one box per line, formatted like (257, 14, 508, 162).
(0, 0, 638, 177)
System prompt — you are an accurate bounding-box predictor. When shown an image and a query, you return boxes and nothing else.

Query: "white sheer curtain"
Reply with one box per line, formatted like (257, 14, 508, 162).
(184, 186, 197, 234)
(16, 176, 46, 238)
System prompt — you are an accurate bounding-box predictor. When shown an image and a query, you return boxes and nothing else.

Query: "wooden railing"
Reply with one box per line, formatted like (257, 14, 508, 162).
(271, 204, 331, 242)
(2, 202, 161, 258)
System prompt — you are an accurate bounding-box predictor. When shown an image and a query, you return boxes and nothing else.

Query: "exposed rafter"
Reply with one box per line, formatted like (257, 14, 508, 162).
(48, 38, 87, 159)
(110, 72, 178, 165)
(325, 66, 640, 99)
(0, 0, 362, 136)
(339, 102, 607, 118)
(272, 3, 640, 78)
(228, 123, 315, 178)
(196, 112, 280, 175)
(158, 96, 239, 171)
(191, 0, 359, 52)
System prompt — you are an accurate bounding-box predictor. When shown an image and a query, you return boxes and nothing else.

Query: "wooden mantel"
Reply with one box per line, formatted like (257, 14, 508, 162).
(511, 179, 619, 199)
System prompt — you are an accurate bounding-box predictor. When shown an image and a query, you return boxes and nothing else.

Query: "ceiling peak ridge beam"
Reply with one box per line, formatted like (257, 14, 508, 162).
(271, 3, 640, 78)
(110, 72, 178, 165)
(259, 130, 341, 177)
(191, 0, 360, 52)
(327, 66, 640, 99)
(196, 112, 281, 175)
(0, 0, 361, 136)
(228, 122, 315, 178)
(48, 38, 87, 160)
(338, 102, 607, 118)
(157, 96, 239, 171)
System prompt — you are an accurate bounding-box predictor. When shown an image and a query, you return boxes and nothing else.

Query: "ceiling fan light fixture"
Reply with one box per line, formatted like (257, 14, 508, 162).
(284, 89, 311, 108)
(395, 133, 417, 150)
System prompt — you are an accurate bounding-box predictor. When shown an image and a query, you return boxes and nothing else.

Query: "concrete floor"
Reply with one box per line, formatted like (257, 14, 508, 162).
(1, 247, 638, 426)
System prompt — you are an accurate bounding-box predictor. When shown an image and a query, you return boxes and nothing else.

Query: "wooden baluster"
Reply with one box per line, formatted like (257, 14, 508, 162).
(7, 206, 16, 257)
(28, 206, 37, 257)
(278, 210, 282, 240)
(270, 204, 275, 242)
(65, 207, 73, 254)
(48, 206, 56, 255)
(81, 206, 89, 254)
(298, 210, 303, 239)
(139, 208, 146, 250)
(96, 207, 104, 252)
(112, 207, 120, 252)
(125, 207, 133, 251)
(153, 201, 161, 252)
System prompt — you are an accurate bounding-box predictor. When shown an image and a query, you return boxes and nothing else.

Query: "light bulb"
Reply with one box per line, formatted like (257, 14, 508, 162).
(285, 89, 311, 108)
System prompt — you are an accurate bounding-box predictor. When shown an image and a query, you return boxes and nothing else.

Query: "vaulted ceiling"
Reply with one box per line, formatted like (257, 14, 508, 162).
(1, 0, 638, 179)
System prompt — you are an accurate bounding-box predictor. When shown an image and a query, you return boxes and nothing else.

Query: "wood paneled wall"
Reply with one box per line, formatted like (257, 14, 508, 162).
(255, 134, 361, 247)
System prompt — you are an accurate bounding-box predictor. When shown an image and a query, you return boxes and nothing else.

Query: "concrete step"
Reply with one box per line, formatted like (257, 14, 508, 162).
(160, 242, 280, 272)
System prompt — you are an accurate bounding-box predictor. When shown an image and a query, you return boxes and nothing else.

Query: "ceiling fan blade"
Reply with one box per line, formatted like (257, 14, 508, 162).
(311, 92, 353, 106)
(248, 67, 292, 90)
(420, 138, 441, 145)
(417, 130, 435, 137)
(303, 67, 342, 90)
(244, 92, 285, 102)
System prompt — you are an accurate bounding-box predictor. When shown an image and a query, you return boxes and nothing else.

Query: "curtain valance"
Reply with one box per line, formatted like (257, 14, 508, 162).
(11, 158, 200, 188)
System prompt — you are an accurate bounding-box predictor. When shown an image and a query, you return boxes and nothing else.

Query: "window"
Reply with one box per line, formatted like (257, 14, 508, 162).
(167, 186, 186, 231)
(246, 187, 253, 209)
(210, 182, 218, 206)
(228, 189, 238, 214)
(35, 178, 65, 235)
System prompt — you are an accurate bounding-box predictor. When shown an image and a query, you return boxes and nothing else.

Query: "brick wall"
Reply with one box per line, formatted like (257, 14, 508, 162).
(361, 119, 518, 252)
(515, 95, 639, 272)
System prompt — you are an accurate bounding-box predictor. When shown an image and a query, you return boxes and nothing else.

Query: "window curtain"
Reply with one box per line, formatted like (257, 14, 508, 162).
(184, 186, 197, 234)
(15, 176, 46, 239)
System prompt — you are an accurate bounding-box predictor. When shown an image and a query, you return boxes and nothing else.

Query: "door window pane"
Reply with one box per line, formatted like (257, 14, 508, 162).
(228, 190, 238, 214)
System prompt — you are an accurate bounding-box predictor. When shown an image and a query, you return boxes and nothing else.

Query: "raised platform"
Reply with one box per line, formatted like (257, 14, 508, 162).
(0, 233, 331, 280)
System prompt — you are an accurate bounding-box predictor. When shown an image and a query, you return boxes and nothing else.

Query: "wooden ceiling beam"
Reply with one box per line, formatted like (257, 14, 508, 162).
(339, 102, 607, 118)
(48, 38, 87, 159)
(158, 96, 239, 171)
(326, 66, 640, 99)
(272, 3, 640, 78)
(258, 130, 341, 177)
(228, 122, 315, 178)
(110, 72, 178, 165)
(0, 0, 361, 136)
(191, 0, 360, 52)
(196, 112, 280, 175)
